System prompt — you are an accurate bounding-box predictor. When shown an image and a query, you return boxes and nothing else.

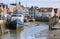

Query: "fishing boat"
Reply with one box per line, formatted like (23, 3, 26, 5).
(11, 14, 24, 25)
(11, 9, 24, 24)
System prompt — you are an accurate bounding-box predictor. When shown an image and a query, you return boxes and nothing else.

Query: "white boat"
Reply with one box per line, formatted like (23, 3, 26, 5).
(11, 14, 24, 25)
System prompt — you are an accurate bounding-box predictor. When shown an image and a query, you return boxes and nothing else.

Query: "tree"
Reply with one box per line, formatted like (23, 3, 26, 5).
(0, 9, 2, 13)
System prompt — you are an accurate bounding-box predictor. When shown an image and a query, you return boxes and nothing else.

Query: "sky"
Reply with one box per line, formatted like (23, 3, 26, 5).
(0, 0, 60, 8)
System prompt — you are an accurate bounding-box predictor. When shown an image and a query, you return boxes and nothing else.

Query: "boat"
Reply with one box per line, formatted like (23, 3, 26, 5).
(11, 14, 24, 25)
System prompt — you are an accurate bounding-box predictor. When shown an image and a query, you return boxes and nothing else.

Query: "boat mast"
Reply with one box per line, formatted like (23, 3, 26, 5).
(16, 0, 17, 10)
(26, 0, 27, 14)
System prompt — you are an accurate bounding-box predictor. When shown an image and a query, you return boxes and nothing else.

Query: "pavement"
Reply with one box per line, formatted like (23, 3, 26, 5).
(49, 23, 60, 39)
(51, 22, 60, 30)
(49, 30, 60, 39)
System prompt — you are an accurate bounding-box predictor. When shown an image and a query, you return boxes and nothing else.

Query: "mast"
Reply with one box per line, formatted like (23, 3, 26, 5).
(33, 0, 35, 22)
(26, 0, 27, 14)
(33, 0, 34, 19)
(16, 0, 17, 10)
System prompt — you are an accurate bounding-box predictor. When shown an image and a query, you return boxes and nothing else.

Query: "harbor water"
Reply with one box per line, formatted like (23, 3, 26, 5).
(0, 22, 60, 39)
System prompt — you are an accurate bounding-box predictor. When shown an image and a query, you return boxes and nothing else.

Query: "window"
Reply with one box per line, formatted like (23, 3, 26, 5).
(12, 15, 17, 17)
(18, 15, 21, 17)
(12, 14, 22, 17)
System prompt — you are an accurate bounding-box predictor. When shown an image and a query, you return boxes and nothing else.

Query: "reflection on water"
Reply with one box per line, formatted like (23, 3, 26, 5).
(0, 30, 17, 39)
(0, 30, 24, 39)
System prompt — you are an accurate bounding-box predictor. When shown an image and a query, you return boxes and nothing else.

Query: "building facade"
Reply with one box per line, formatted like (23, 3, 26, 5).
(0, 3, 8, 14)
(29, 6, 38, 18)
(29, 7, 59, 18)
(8, 2, 29, 15)
(8, 3, 16, 13)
